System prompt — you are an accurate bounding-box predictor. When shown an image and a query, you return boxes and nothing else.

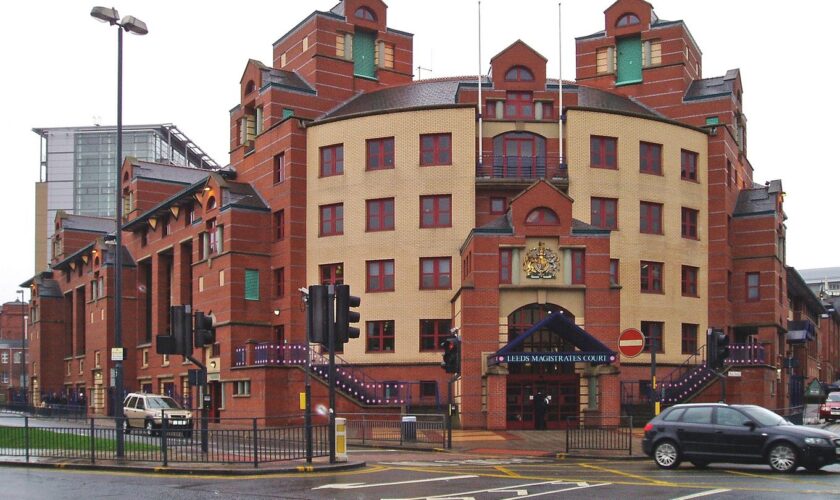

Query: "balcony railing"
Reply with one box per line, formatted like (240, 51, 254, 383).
(476, 154, 567, 180)
(234, 342, 435, 407)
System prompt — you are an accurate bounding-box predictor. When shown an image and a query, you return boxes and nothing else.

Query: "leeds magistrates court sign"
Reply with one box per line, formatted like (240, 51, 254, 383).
(496, 352, 616, 364)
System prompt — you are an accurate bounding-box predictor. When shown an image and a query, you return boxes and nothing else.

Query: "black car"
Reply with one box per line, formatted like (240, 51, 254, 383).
(642, 403, 840, 472)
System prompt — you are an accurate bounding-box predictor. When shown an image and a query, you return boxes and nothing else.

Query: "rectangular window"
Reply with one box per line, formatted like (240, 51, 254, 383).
(274, 267, 285, 298)
(642, 40, 662, 67)
(320, 144, 344, 177)
(205, 220, 223, 255)
(571, 249, 585, 284)
(185, 204, 195, 227)
(366, 320, 395, 352)
(746, 272, 760, 301)
(420, 319, 451, 351)
(233, 380, 251, 396)
(610, 259, 620, 286)
(596, 46, 615, 73)
(274, 210, 285, 241)
(319, 203, 343, 236)
(420, 257, 452, 290)
(591, 197, 618, 229)
(420, 195, 452, 228)
(504, 91, 533, 119)
(335, 33, 345, 58)
(726, 160, 732, 188)
(274, 153, 285, 184)
(245, 269, 260, 301)
(366, 198, 395, 231)
(366, 260, 395, 292)
(320, 263, 344, 285)
(499, 248, 513, 284)
(681, 265, 699, 297)
(490, 197, 507, 215)
(540, 101, 554, 120)
(590, 136, 617, 169)
(366, 137, 394, 170)
(485, 100, 497, 119)
(641, 261, 663, 293)
(420, 133, 452, 166)
(642, 321, 664, 353)
(640, 201, 663, 234)
(681, 323, 698, 355)
(681, 149, 698, 181)
(639, 142, 662, 175)
(681, 207, 698, 239)
(420, 381, 437, 398)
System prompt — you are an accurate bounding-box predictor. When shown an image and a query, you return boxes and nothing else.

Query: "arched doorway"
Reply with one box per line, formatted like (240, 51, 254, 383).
(505, 304, 580, 429)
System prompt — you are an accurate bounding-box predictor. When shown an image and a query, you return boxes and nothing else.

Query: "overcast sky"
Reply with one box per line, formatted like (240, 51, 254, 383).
(1, 0, 837, 304)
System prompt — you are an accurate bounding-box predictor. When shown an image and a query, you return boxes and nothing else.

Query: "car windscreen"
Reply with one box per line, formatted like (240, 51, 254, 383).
(147, 397, 181, 410)
(737, 405, 788, 426)
(827, 392, 840, 402)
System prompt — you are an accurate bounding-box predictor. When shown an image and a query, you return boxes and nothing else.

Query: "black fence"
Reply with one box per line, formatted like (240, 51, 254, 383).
(565, 415, 634, 455)
(1, 401, 87, 420)
(0, 415, 330, 467)
(344, 413, 447, 449)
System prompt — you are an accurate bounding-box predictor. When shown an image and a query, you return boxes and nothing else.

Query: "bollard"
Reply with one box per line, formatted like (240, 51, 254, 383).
(335, 417, 347, 462)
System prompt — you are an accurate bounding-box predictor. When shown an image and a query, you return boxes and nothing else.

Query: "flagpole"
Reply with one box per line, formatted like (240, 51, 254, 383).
(558, 2, 564, 171)
(477, 1, 483, 171)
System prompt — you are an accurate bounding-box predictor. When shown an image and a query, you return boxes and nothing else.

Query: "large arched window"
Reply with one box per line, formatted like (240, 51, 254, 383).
(505, 65, 534, 82)
(525, 207, 559, 225)
(355, 6, 376, 21)
(244, 80, 255, 95)
(492, 132, 546, 178)
(616, 13, 640, 27)
(507, 304, 575, 375)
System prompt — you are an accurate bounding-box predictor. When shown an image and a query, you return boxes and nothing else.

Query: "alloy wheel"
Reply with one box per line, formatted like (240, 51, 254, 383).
(654, 441, 680, 469)
(768, 443, 797, 472)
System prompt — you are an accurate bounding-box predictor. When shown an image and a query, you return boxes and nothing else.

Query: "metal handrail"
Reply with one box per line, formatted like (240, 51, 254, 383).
(476, 154, 567, 179)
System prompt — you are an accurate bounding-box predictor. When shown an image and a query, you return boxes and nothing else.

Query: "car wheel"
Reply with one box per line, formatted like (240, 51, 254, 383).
(145, 420, 157, 437)
(690, 461, 709, 469)
(653, 440, 681, 469)
(767, 442, 798, 473)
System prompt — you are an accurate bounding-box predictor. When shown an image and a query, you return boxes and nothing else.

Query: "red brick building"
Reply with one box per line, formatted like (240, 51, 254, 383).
(22, 0, 840, 428)
(0, 301, 28, 401)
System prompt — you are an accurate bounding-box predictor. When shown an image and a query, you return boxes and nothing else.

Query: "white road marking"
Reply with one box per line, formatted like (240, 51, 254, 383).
(499, 481, 610, 499)
(312, 474, 478, 490)
(670, 489, 731, 500)
(390, 479, 611, 500)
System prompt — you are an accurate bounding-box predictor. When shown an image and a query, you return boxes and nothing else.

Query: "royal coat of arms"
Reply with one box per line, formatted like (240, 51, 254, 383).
(523, 242, 558, 279)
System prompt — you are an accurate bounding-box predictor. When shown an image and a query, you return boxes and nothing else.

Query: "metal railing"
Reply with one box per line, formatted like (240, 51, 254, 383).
(565, 415, 634, 455)
(343, 413, 447, 449)
(476, 154, 567, 180)
(0, 415, 330, 467)
(234, 343, 427, 407)
(1, 401, 87, 419)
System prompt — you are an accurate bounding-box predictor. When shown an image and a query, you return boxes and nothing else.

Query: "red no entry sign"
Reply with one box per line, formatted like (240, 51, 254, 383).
(618, 328, 645, 358)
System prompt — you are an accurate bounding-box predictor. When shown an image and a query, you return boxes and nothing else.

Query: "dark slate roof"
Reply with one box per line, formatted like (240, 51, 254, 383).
(61, 214, 116, 234)
(35, 276, 62, 299)
(685, 69, 739, 101)
(318, 79, 464, 121)
(570, 83, 664, 119)
(571, 219, 611, 234)
(261, 67, 315, 94)
(220, 178, 269, 211)
(131, 160, 213, 185)
(474, 213, 514, 234)
(575, 15, 677, 40)
(330, 1, 344, 16)
(733, 180, 783, 217)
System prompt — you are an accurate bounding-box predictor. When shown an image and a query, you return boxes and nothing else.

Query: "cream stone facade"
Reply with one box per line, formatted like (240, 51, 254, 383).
(306, 107, 476, 364)
(566, 109, 709, 365)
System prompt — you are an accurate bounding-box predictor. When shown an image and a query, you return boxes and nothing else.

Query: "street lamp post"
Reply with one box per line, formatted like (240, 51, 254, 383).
(16, 290, 26, 404)
(91, 6, 148, 458)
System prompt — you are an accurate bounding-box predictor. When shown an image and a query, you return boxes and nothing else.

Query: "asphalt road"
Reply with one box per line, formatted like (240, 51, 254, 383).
(2, 449, 840, 499)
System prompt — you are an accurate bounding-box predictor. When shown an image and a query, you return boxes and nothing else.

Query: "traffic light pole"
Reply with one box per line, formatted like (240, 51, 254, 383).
(186, 354, 209, 453)
(328, 285, 337, 464)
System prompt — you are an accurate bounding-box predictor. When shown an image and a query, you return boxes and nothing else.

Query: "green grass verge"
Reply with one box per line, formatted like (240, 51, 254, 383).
(0, 426, 158, 451)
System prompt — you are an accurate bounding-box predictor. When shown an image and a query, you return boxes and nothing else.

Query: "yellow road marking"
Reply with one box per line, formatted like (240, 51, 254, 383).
(579, 462, 675, 486)
(493, 465, 521, 478)
(724, 469, 840, 487)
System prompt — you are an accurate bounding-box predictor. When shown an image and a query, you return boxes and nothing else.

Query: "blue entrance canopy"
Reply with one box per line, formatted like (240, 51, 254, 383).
(491, 311, 616, 364)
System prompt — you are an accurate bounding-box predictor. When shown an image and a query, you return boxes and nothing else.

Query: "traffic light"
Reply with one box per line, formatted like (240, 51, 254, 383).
(194, 311, 216, 348)
(335, 284, 361, 344)
(307, 285, 329, 344)
(171, 305, 192, 356)
(707, 328, 730, 369)
(440, 335, 461, 374)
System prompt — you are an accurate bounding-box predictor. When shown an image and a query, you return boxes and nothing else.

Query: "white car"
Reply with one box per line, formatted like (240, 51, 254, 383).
(123, 393, 193, 438)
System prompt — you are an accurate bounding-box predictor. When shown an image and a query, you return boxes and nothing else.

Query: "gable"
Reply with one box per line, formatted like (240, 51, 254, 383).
(490, 40, 547, 92)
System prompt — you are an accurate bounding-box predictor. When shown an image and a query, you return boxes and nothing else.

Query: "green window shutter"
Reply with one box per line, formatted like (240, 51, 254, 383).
(616, 36, 642, 85)
(245, 269, 260, 301)
(353, 30, 376, 79)
(282, 108, 293, 119)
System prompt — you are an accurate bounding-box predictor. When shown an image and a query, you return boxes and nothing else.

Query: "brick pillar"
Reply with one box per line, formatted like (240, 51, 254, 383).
(597, 365, 621, 426)
(485, 366, 508, 430)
